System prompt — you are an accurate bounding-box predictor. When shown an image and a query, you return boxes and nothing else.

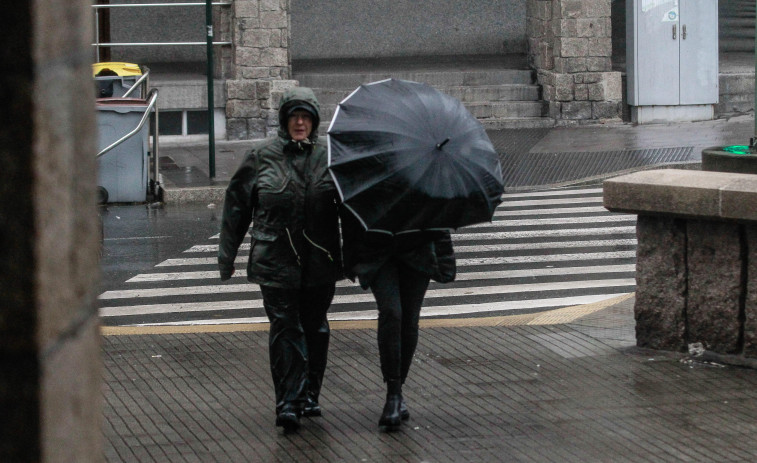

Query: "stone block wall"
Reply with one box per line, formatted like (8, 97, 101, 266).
(227, 0, 293, 139)
(527, 0, 622, 123)
(604, 170, 757, 360)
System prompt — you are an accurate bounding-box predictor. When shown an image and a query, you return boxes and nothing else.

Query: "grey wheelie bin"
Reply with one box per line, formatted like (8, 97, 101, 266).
(96, 90, 158, 203)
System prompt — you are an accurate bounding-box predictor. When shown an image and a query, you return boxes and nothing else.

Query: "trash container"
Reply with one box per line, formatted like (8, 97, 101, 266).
(97, 98, 151, 203)
(93, 62, 143, 98)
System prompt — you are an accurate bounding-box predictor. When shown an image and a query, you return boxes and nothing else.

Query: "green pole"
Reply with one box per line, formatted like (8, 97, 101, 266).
(206, 0, 216, 179)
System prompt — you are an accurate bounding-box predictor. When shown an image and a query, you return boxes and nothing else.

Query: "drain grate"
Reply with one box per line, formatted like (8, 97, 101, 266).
(500, 146, 695, 189)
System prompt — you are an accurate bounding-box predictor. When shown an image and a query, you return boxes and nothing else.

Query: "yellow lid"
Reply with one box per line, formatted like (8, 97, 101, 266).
(92, 62, 142, 77)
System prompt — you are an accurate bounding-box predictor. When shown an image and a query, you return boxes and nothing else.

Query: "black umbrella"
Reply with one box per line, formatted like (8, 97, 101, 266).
(327, 78, 504, 234)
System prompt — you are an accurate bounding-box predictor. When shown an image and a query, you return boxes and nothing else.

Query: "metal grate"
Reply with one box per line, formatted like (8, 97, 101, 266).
(499, 146, 695, 190)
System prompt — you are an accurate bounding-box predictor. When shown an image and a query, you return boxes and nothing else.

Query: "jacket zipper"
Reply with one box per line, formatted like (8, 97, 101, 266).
(303, 230, 334, 262)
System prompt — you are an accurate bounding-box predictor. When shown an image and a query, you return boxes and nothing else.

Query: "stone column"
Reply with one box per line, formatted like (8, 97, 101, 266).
(1, 0, 102, 462)
(527, 0, 622, 123)
(227, 0, 297, 139)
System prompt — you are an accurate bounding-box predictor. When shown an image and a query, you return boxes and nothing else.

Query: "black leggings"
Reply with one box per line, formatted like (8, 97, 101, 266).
(260, 284, 335, 413)
(369, 260, 431, 383)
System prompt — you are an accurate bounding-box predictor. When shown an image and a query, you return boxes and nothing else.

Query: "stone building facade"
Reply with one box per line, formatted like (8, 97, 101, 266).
(225, 0, 622, 139)
(527, 0, 622, 123)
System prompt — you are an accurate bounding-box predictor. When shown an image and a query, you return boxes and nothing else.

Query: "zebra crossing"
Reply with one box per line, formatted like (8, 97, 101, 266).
(98, 187, 637, 326)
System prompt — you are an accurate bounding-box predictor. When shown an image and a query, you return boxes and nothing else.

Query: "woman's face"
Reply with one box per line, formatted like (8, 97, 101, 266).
(287, 109, 313, 141)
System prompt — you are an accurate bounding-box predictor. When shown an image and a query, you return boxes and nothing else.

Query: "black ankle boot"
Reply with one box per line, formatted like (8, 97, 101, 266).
(379, 379, 403, 429)
(275, 404, 301, 433)
(302, 394, 322, 417)
(379, 394, 403, 429)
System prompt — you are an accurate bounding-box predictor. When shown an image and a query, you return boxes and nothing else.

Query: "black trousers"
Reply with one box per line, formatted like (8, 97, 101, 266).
(260, 283, 335, 413)
(369, 260, 431, 383)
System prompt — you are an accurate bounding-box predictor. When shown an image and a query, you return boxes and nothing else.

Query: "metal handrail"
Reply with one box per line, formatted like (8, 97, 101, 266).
(92, 2, 232, 50)
(97, 88, 159, 158)
(120, 69, 150, 98)
(92, 2, 231, 8)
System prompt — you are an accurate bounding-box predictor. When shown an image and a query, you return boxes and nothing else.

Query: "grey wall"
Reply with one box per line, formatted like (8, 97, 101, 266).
(108, 0, 206, 65)
(291, 0, 527, 60)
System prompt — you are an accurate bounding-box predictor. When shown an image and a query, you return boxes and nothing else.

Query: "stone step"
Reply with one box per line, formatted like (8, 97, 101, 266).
(310, 84, 541, 106)
(720, 17, 757, 29)
(717, 72, 755, 116)
(720, 37, 757, 52)
(294, 69, 536, 89)
(317, 100, 547, 125)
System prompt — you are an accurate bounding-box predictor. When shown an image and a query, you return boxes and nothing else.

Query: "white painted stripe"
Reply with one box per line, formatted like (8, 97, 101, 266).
(128, 293, 628, 326)
(185, 238, 636, 255)
(471, 215, 635, 228)
(99, 279, 635, 316)
(156, 250, 636, 268)
(501, 188, 603, 199)
(494, 206, 610, 217)
(104, 236, 172, 241)
(455, 264, 635, 281)
(125, 263, 636, 284)
(454, 226, 636, 240)
(459, 251, 636, 266)
(499, 197, 603, 208)
(102, 276, 636, 301)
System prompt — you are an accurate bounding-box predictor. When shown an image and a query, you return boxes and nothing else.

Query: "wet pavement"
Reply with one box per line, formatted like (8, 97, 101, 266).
(102, 296, 757, 462)
(157, 115, 756, 196)
(102, 112, 757, 461)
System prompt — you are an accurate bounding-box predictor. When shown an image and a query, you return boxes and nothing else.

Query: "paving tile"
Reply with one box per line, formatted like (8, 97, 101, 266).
(102, 297, 757, 462)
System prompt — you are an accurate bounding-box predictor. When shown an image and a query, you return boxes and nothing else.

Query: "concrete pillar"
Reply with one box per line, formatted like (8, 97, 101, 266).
(227, 0, 296, 139)
(1, 0, 102, 461)
(527, 0, 622, 123)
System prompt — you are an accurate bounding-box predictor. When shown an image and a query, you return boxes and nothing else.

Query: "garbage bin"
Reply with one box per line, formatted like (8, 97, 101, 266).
(97, 98, 151, 203)
(93, 62, 143, 98)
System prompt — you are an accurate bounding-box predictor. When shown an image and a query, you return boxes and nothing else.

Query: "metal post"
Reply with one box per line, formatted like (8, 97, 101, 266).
(206, 0, 216, 179)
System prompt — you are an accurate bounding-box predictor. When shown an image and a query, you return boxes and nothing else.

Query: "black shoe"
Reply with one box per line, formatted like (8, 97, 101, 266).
(276, 406, 301, 433)
(379, 394, 403, 430)
(400, 399, 409, 421)
(302, 397, 322, 417)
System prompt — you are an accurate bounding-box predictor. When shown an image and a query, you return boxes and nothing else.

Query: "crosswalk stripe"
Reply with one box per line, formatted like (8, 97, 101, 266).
(156, 250, 636, 268)
(501, 188, 603, 198)
(461, 215, 635, 228)
(130, 293, 626, 326)
(100, 277, 636, 301)
(185, 238, 636, 254)
(99, 279, 635, 316)
(125, 263, 636, 284)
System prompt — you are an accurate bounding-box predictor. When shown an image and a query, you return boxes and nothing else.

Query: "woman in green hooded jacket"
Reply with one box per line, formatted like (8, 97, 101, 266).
(218, 87, 343, 433)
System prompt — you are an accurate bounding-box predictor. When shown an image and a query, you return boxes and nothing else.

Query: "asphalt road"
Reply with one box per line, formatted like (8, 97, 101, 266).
(98, 186, 637, 326)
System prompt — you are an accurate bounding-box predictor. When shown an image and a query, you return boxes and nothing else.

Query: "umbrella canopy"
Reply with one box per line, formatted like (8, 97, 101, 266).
(327, 78, 504, 234)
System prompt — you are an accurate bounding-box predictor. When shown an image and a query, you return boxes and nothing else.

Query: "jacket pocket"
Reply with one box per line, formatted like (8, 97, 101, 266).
(250, 228, 277, 242)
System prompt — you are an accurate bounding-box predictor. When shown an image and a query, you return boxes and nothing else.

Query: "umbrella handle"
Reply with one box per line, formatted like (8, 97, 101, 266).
(436, 138, 450, 150)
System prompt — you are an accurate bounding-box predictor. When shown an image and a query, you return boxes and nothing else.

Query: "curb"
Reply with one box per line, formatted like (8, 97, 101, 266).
(162, 184, 227, 204)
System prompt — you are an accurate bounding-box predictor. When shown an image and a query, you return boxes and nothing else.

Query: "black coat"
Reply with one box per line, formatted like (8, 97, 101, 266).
(218, 88, 343, 288)
(340, 210, 456, 289)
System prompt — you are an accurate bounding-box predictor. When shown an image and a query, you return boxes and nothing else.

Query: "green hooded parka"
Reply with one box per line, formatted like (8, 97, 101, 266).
(218, 87, 343, 288)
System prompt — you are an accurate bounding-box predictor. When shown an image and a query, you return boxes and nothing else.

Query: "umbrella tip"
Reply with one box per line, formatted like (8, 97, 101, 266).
(436, 138, 450, 150)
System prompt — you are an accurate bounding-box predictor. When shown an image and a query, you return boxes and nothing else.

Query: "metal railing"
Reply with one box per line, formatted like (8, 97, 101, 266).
(92, 1, 231, 179)
(91, 2, 232, 58)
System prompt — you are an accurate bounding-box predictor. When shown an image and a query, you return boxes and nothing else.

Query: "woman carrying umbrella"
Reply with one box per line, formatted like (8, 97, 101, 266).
(329, 79, 502, 430)
(218, 87, 343, 433)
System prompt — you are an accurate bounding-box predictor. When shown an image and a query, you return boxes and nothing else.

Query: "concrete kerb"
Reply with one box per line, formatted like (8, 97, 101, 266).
(161, 184, 227, 204)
